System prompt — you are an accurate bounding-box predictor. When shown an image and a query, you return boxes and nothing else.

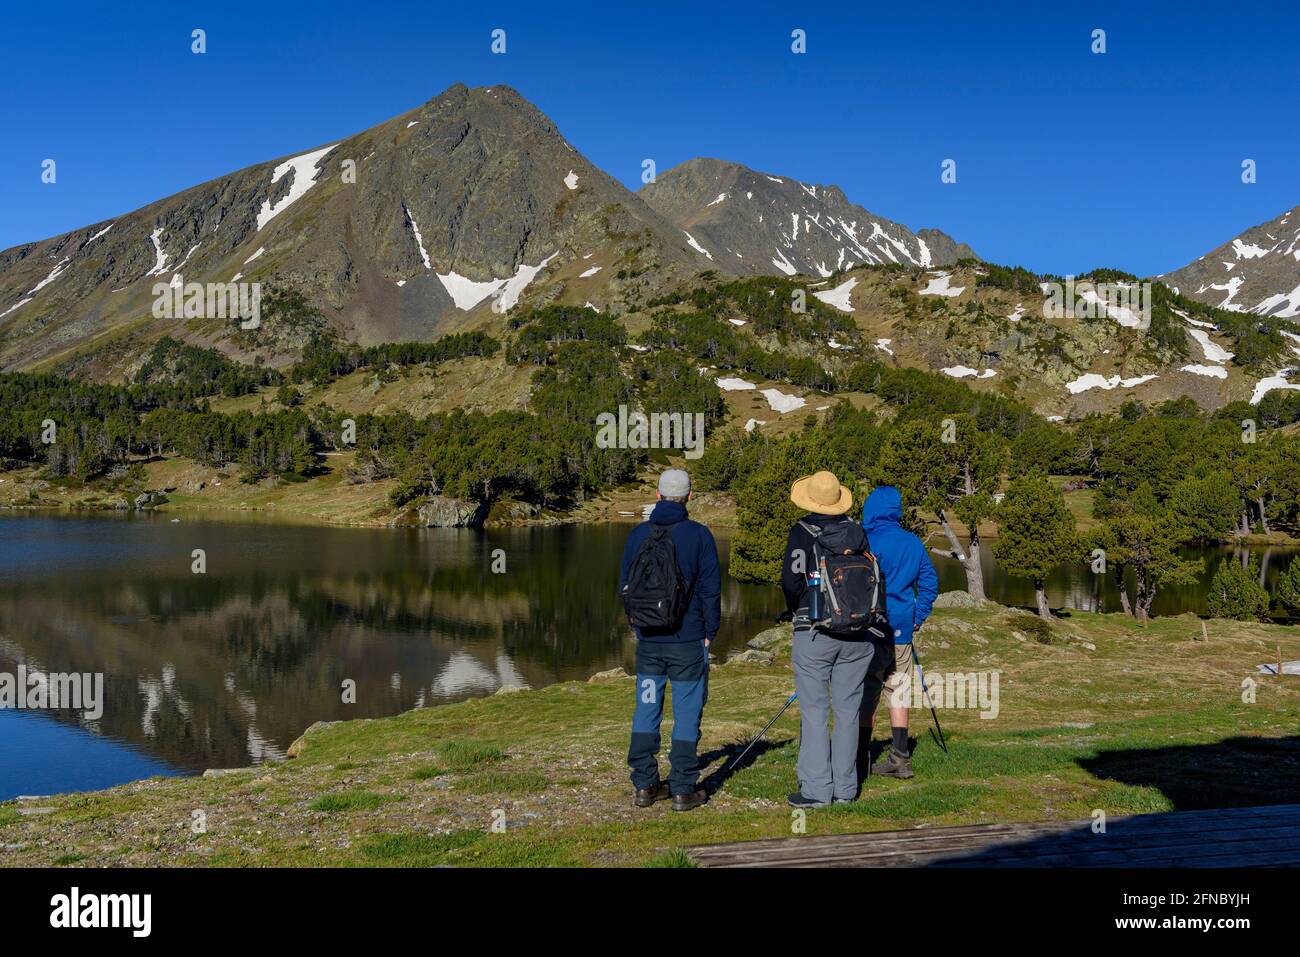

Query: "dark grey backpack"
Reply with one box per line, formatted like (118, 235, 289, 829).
(621, 526, 688, 630)
(800, 519, 890, 639)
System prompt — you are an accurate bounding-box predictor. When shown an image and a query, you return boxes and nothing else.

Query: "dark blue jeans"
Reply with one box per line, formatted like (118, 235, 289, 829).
(627, 639, 710, 795)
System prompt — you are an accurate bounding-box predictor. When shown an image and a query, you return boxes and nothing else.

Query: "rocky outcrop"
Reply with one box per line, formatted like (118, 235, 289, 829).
(746, 624, 792, 657)
(286, 719, 343, 758)
(932, 590, 996, 609)
(133, 491, 167, 510)
(416, 496, 488, 528)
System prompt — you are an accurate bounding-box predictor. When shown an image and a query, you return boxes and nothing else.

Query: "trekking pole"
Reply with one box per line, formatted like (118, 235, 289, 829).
(726, 609, 799, 772)
(909, 643, 948, 754)
(727, 693, 798, 772)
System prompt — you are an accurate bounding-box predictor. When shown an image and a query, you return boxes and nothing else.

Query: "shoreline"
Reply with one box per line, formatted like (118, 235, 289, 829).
(3, 495, 1298, 548)
(4, 456, 1300, 545)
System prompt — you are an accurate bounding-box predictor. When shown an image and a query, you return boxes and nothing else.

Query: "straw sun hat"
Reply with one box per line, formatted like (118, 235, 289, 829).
(789, 470, 853, 516)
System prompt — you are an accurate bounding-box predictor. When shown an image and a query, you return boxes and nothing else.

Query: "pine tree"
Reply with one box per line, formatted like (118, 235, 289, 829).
(877, 414, 1003, 600)
(1206, 556, 1272, 621)
(993, 474, 1076, 619)
(729, 432, 851, 584)
(1276, 559, 1300, 618)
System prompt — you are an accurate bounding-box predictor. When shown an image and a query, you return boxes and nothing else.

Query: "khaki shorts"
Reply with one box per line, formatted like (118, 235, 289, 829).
(862, 641, 915, 717)
(870, 641, 914, 692)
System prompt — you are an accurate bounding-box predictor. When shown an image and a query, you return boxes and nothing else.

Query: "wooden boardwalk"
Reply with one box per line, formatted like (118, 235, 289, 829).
(687, 803, 1300, 867)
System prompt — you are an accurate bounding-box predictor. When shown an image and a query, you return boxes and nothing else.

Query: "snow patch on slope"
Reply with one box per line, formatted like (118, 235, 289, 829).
(683, 231, 712, 260)
(761, 388, 806, 413)
(942, 366, 996, 379)
(771, 248, 797, 276)
(920, 272, 964, 298)
(403, 204, 432, 269)
(145, 229, 170, 277)
(1251, 370, 1300, 405)
(28, 257, 71, 295)
(0, 298, 32, 319)
(84, 223, 114, 247)
(1066, 373, 1159, 394)
(1180, 364, 1228, 379)
(813, 277, 857, 313)
(256, 144, 337, 231)
(1188, 327, 1234, 363)
(437, 253, 559, 312)
(716, 377, 756, 391)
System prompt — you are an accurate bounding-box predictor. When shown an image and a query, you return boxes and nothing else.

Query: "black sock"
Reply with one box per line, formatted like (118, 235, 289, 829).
(891, 727, 909, 756)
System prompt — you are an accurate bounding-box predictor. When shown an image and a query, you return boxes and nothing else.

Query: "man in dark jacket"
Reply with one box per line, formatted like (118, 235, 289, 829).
(620, 468, 721, 812)
(859, 485, 939, 779)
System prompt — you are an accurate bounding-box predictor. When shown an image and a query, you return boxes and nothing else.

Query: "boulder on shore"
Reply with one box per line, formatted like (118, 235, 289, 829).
(727, 648, 775, 665)
(932, 590, 995, 609)
(494, 683, 532, 694)
(416, 496, 488, 528)
(286, 720, 342, 758)
(746, 625, 792, 656)
(588, 667, 629, 683)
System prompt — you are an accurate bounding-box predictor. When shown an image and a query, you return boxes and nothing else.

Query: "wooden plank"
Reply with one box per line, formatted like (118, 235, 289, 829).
(934, 831, 1300, 868)
(689, 803, 1300, 861)
(690, 809, 1300, 865)
(688, 802, 1300, 868)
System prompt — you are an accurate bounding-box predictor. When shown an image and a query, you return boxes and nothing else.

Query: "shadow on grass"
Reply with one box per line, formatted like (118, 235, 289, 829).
(920, 736, 1300, 867)
(698, 737, 792, 795)
(1077, 735, 1300, 811)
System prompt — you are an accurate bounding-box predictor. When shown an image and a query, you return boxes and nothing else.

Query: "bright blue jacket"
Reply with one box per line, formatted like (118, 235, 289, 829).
(619, 500, 722, 643)
(861, 486, 939, 644)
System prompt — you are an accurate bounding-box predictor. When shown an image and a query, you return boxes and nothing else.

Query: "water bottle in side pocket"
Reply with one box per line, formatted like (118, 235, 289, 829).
(807, 565, 822, 622)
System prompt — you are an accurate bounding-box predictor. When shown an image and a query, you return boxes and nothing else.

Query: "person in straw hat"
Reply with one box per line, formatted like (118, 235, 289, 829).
(780, 470, 877, 807)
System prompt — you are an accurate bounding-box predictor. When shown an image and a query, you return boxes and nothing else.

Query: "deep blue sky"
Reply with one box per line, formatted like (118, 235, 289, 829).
(2, 1, 1297, 276)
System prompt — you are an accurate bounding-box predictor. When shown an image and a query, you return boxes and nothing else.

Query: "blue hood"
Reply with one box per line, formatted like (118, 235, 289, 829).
(858, 485, 938, 644)
(863, 486, 904, 532)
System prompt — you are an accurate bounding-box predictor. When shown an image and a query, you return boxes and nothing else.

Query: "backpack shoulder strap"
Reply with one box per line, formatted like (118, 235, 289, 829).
(797, 521, 825, 563)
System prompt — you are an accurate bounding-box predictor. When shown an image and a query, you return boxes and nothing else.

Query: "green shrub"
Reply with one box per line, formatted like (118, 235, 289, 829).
(1206, 557, 1272, 621)
(1008, 612, 1056, 644)
(1272, 559, 1300, 618)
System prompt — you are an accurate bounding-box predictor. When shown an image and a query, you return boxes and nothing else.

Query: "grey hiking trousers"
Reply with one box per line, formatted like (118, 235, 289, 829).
(792, 626, 875, 803)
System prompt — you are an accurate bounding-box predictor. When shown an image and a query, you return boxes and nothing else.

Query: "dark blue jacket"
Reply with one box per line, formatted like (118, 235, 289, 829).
(862, 486, 939, 644)
(619, 501, 721, 643)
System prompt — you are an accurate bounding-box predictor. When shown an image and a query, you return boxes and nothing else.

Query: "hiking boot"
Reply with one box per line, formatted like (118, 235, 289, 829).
(872, 748, 914, 779)
(787, 792, 829, 809)
(672, 789, 708, 812)
(633, 782, 671, 808)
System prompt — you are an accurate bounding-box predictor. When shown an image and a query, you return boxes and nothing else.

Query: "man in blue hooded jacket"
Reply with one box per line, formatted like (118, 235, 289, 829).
(860, 485, 939, 779)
